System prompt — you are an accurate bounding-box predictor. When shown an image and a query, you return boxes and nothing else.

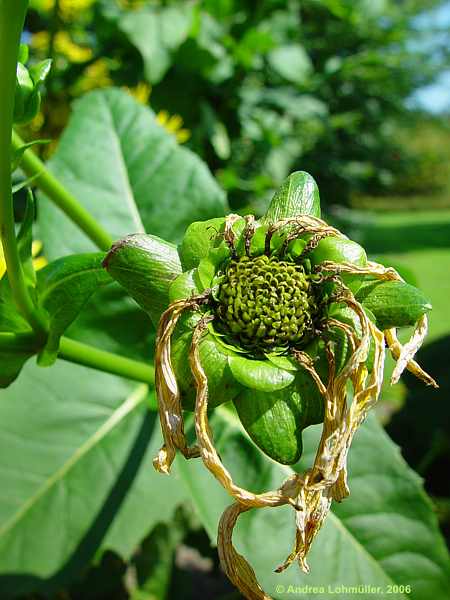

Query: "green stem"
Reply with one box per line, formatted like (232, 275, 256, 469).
(0, 332, 39, 351)
(12, 130, 113, 252)
(58, 337, 155, 384)
(0, 0, 47, 340)
(0, 332, 155, 384)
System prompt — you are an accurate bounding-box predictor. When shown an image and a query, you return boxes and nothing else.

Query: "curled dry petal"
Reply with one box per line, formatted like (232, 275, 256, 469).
(278, 298, 385, 574)
(191, 316, 309, 598)
(389, 314, 431, 384)
(385, 321, 438, 388)
(218, 502, 272, 600)
(326, 317, 357, 355)
(243, 214, 257, 256)
(316, 260, 436, 388)
(317, 259, 403, 281)
(223, 213, 243, 252)
(153, 292, 211, 474)
(265, 215, 341, 254)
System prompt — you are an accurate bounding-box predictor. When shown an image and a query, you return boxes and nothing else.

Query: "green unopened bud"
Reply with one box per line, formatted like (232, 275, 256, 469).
(14, 55, 52, 125)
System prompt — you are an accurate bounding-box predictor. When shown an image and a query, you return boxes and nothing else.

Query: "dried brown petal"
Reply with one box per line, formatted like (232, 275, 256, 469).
(224, 213, 242, 251)
(318, 260, 403, 281)
(385, 321, 438, 388)
(218, 502, 272, 600)
(153, 292, 210, 474)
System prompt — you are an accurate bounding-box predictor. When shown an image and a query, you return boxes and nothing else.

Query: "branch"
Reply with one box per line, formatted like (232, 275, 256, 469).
(58, 337, 155, 384)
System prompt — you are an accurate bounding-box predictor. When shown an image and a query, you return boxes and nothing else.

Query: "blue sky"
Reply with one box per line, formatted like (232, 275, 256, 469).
(413, 71, 450, 113)
(410, 2, 450, 113)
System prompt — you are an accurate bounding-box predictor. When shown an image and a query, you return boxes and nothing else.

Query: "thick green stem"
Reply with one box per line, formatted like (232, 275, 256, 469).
(0, 332, 155, 383)
(0, 0, 47, 340)
(12, 130, 113, 251)
(58, 337, 155, 384)
(0, 332, 39, 351)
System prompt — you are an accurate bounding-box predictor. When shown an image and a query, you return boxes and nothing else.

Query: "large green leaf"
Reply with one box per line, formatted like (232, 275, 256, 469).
(0, 277, 30, 334)
(176, 409, 450, 599)
(38, 88, 226, 258)
(0, 333, 37, 389)
(37, 253, 113, 365)
(0, 361, 186, 597)
(119, 5, 194, 84)
(37, 88, 225, 355)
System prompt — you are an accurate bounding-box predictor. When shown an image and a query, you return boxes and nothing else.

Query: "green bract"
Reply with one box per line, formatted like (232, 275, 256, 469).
(104, 170, 432, 466)
(14, 45, 51, 124)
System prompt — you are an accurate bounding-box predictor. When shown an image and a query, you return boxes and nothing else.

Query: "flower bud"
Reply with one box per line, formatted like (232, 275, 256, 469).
(14, 54, 51, 125)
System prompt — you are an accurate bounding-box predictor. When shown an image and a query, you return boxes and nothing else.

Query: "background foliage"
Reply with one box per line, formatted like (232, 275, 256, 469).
(23, 0, 450, 211)
(1, 0, 450, 599)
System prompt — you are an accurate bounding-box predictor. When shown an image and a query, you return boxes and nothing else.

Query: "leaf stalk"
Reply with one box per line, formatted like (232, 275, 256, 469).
(0, 332, 155, 384)
(58, 337, 155, 384)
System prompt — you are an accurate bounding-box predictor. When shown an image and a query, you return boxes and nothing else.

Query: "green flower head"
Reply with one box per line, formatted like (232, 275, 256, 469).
(103, 171, 435, 597)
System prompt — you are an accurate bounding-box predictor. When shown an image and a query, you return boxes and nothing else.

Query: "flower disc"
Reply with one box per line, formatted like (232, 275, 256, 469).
(216, 254, 317, 352)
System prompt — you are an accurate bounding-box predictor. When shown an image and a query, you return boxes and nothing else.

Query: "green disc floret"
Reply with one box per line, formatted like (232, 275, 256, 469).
(216, 254, 317, 352)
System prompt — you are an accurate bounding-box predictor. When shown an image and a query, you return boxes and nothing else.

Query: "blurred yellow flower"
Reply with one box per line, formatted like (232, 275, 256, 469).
(74, 59, 113, 94)
(29, 0, 54, 11)
(33, 0, 96, 21)
(31, 240, 48, 272)
(125, 84, 190, 144)
(59, 0, 96, 20)
(31, 31, 93, 63)
(156, 110, 191, 144)
(127, 82, 151, 105)
(0, 240, 47, 280)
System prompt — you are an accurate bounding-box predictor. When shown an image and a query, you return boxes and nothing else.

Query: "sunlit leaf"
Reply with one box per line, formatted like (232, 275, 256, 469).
(0, 361, 186, 596)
